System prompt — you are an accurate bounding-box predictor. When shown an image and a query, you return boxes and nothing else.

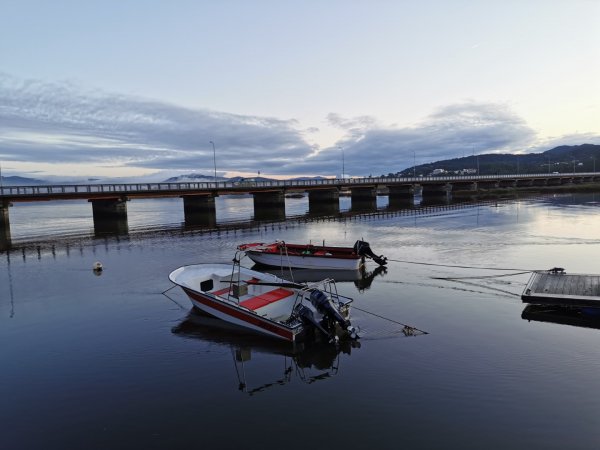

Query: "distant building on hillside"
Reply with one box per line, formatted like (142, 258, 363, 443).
(455, 168, 477, 175)
(430, 168, 447, 176)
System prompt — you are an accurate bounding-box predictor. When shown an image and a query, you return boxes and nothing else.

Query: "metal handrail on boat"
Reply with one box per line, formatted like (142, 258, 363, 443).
(227, 250, 247, 305)
(290, 278, 352, 312)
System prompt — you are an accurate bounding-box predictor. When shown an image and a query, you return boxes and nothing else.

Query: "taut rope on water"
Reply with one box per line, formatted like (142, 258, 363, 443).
(432, 271, 532, 280)
(352, 305, 428, 336)
(386, 258, 541, 273)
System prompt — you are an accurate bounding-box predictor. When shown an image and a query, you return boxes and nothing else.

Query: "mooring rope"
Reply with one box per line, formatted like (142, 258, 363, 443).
(386, 258, 539, 272)
(431, 271, 532, 280)
(352, 305, 428, 335)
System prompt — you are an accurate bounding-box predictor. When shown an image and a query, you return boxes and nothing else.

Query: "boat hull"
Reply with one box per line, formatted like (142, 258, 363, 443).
(169, 263, 355, 343)
(245, 250, 362, 270)
(182, 287, 298, 341)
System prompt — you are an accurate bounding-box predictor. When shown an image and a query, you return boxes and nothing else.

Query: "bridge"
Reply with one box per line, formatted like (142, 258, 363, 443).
(1, 172, 598, 244)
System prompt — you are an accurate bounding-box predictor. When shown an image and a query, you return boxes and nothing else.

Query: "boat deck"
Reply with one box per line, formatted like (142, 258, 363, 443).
(522, 270, 600, 307)
(211, 278, 296, 316)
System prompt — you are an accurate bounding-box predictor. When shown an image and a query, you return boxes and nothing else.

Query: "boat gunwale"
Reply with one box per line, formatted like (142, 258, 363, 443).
(169, 262, 355, 341)
(240, 242, 361, 261)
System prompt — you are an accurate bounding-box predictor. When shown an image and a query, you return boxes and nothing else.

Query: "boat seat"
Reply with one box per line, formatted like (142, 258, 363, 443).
(240, 288, 294, 311)
(211, 278, 261, 296)
(212, 287, 232, 296)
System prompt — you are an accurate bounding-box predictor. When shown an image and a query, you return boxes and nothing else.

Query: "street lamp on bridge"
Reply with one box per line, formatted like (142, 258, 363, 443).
(209, 141, 217, 184)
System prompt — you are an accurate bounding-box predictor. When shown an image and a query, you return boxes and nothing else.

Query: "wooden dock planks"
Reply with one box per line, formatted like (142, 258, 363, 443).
(522, 271, 600, 307)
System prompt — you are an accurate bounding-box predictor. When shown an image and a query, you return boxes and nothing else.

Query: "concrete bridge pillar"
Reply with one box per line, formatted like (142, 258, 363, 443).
(421, 183, 452, 199)
(350, 186, 377, 211)
(90, 197, 129, 234)
(499, 179, 517, 188)
(387, 185, 415, 208)
(182, 194, 217, 227)
(516, 179, 533, 187)
(253, 190, 286, 221)
(388, 185, 414, 199)
(476, 181, 499, 190)
(451, 182, 477, 193)
(350, 186, 377, 202)
(0, 200, 11, 250)
(308, 188, 339, 204)
(308, 188, 340, 215)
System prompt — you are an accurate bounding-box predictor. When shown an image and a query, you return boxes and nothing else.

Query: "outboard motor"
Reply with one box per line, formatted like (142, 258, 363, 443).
(354, 240, 387, 266)
(295, 304, 336, 342)
(309, 290, 358, 339)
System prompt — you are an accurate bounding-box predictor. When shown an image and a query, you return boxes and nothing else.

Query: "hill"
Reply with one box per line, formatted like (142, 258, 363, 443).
(395, 144, 600, 177)
(0, 175, 46, 186)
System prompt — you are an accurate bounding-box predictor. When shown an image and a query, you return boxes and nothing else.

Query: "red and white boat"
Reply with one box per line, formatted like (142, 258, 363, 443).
(237, 240, 387, 271)
(168, 256, 358, 343)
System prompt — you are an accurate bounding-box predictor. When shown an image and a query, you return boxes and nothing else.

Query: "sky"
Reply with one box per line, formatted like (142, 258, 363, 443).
(1, 0, 599, 181)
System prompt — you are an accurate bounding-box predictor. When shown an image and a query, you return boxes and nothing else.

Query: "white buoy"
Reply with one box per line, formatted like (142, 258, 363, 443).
(93, 261, 103, 272)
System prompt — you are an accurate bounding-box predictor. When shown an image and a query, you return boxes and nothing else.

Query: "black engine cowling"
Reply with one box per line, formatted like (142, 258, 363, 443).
(309, 289, 350, 329)
(353, 240, 387, 266)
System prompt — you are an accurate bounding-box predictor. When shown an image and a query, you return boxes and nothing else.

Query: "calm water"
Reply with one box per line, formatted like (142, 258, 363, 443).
(1, 193, 600, 449)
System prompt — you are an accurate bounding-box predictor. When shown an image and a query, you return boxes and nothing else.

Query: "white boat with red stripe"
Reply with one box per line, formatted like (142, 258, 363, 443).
(237, 239, 387, 270)
(168, 256, 358, 343)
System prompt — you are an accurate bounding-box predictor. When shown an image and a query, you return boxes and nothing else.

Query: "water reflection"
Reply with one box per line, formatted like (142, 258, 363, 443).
(183, 211, 217, 228)
(259, 264, 387, 292)
(521, 305, 600, 330)
(3, 192, 598, 260)
(93, 218, 129, 236)
(350, 198, 377, 213)
(254, 207, 286, 222)
(172, 310, 359, 395)
(308, 202, 340, 216)
(0, 232, 10, 252)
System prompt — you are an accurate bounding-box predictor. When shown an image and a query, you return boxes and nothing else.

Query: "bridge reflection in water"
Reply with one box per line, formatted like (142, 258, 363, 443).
(0, 193, 569, 253)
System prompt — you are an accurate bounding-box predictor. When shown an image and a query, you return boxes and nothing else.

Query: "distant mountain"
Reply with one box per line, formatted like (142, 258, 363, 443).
(162, 174, 329, 183)
(4, 145, 599, 186)
(226, 176, 275, 182)
(394, 144, 600, 177)
(288, 176, 329, 181)
(163, 173, 229, 183)
(0, 175, 46, 186)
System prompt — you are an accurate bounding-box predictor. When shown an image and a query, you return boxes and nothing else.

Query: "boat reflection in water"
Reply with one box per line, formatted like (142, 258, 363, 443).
(172, 310, 360, 395)
(521, 305, 600, 330)
(258, 264, 387, 293)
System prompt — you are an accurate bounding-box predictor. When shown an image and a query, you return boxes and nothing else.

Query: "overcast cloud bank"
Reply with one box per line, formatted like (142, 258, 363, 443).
(1, 74, 598, 179)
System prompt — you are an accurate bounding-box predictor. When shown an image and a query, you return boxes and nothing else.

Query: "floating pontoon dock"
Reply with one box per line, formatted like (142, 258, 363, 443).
(522, 269, 600, 307)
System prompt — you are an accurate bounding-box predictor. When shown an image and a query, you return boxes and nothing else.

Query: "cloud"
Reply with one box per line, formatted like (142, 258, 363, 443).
(528, 132, 600, 154)
(314, 101, 539, 176)
(0, 73, 313, 174)
(1, 74, 598, 179)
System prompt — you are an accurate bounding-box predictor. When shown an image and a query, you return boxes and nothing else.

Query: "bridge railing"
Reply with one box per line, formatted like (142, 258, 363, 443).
(1, 172, 597, 197)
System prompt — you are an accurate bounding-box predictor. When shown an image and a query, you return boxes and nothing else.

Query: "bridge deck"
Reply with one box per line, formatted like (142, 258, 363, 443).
(1, 172, 597, 202)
